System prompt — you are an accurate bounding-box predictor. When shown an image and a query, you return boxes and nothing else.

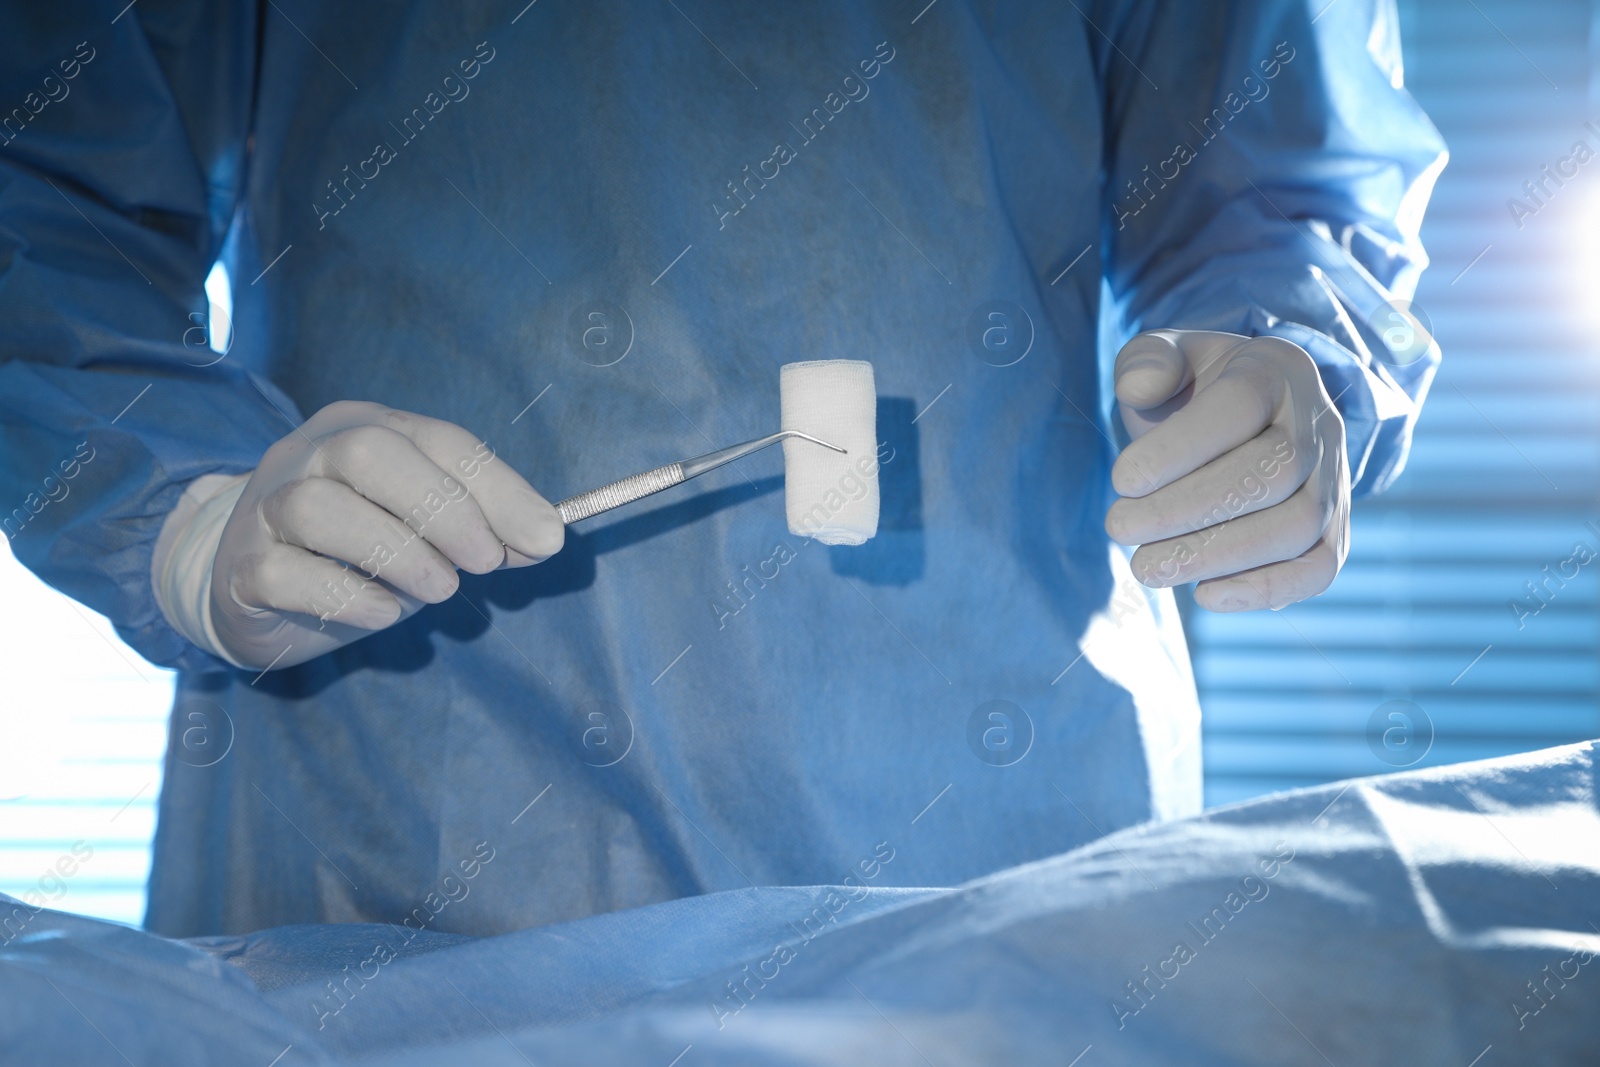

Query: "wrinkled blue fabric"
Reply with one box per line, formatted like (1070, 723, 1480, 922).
(0, 0, 1445, 939)
(4, 745, 1596, 1065)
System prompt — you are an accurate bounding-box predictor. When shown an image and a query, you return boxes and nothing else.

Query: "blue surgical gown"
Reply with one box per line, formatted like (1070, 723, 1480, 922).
(0, 0, 1444, 938)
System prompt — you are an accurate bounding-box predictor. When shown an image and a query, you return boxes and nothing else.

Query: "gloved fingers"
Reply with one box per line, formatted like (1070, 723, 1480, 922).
(226, 543, 403, 631)
(260, 477, 461, 605)
(379, 410, 564, 566)
(1113, 331, 1194, 410)
(1112, 354, 1283, 498)
(1192, 510, 1349, 612)
(312, 424, 508, 575)
(1129, 465, 1336, 588)
(1105, 426, 1308, 546)
(1113, 331, 1257, 440)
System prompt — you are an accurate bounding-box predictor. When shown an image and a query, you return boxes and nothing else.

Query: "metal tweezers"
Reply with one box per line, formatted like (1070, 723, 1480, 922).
(554, 431, 846, 525)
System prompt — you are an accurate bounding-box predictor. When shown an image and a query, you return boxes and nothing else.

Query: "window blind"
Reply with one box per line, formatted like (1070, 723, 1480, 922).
(1194, 0, 1600, 806)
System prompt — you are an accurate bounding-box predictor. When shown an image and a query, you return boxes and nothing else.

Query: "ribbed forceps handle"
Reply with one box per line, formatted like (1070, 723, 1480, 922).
(555, 463, 685, 524)
(552, 431, 842, 526)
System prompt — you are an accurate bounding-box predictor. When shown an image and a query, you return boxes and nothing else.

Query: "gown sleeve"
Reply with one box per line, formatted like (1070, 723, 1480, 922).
(0, 2, 302, 671)
(1090, 0, 1448, 496)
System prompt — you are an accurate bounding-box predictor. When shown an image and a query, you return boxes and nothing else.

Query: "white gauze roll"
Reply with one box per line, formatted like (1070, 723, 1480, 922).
(780, 359, 879, 545)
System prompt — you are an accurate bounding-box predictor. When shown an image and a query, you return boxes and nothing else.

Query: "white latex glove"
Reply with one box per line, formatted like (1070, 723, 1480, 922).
(1104, 330, 1350, 612)
(152, 401, 564, 670)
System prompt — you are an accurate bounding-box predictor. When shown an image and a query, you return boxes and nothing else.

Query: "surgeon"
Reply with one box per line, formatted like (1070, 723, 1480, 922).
(0, 1, 1442, 938)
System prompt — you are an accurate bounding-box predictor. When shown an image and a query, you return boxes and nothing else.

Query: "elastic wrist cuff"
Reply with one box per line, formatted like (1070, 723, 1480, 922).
(150, 473, 251, 668)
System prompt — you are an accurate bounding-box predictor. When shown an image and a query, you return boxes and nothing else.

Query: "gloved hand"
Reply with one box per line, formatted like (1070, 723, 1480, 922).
(1105, 330, 1350, 612)
(152, 401, 564, 670)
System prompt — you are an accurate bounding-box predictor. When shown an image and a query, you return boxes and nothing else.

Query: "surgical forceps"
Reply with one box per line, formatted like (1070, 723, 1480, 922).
(554, 431, 845, 524)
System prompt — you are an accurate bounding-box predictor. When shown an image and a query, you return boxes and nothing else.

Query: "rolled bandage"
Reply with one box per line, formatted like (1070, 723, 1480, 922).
(780, 360, 879, 545)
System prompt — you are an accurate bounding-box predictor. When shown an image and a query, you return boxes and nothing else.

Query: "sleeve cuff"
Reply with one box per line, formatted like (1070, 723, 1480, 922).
(1126, 254, 1439, 498)
(150, 473, 251, 670)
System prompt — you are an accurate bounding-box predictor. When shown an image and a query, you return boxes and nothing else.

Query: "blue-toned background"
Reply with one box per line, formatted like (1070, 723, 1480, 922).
(1194, 0, 1600, 805)
(3, 0, 1596, 924)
